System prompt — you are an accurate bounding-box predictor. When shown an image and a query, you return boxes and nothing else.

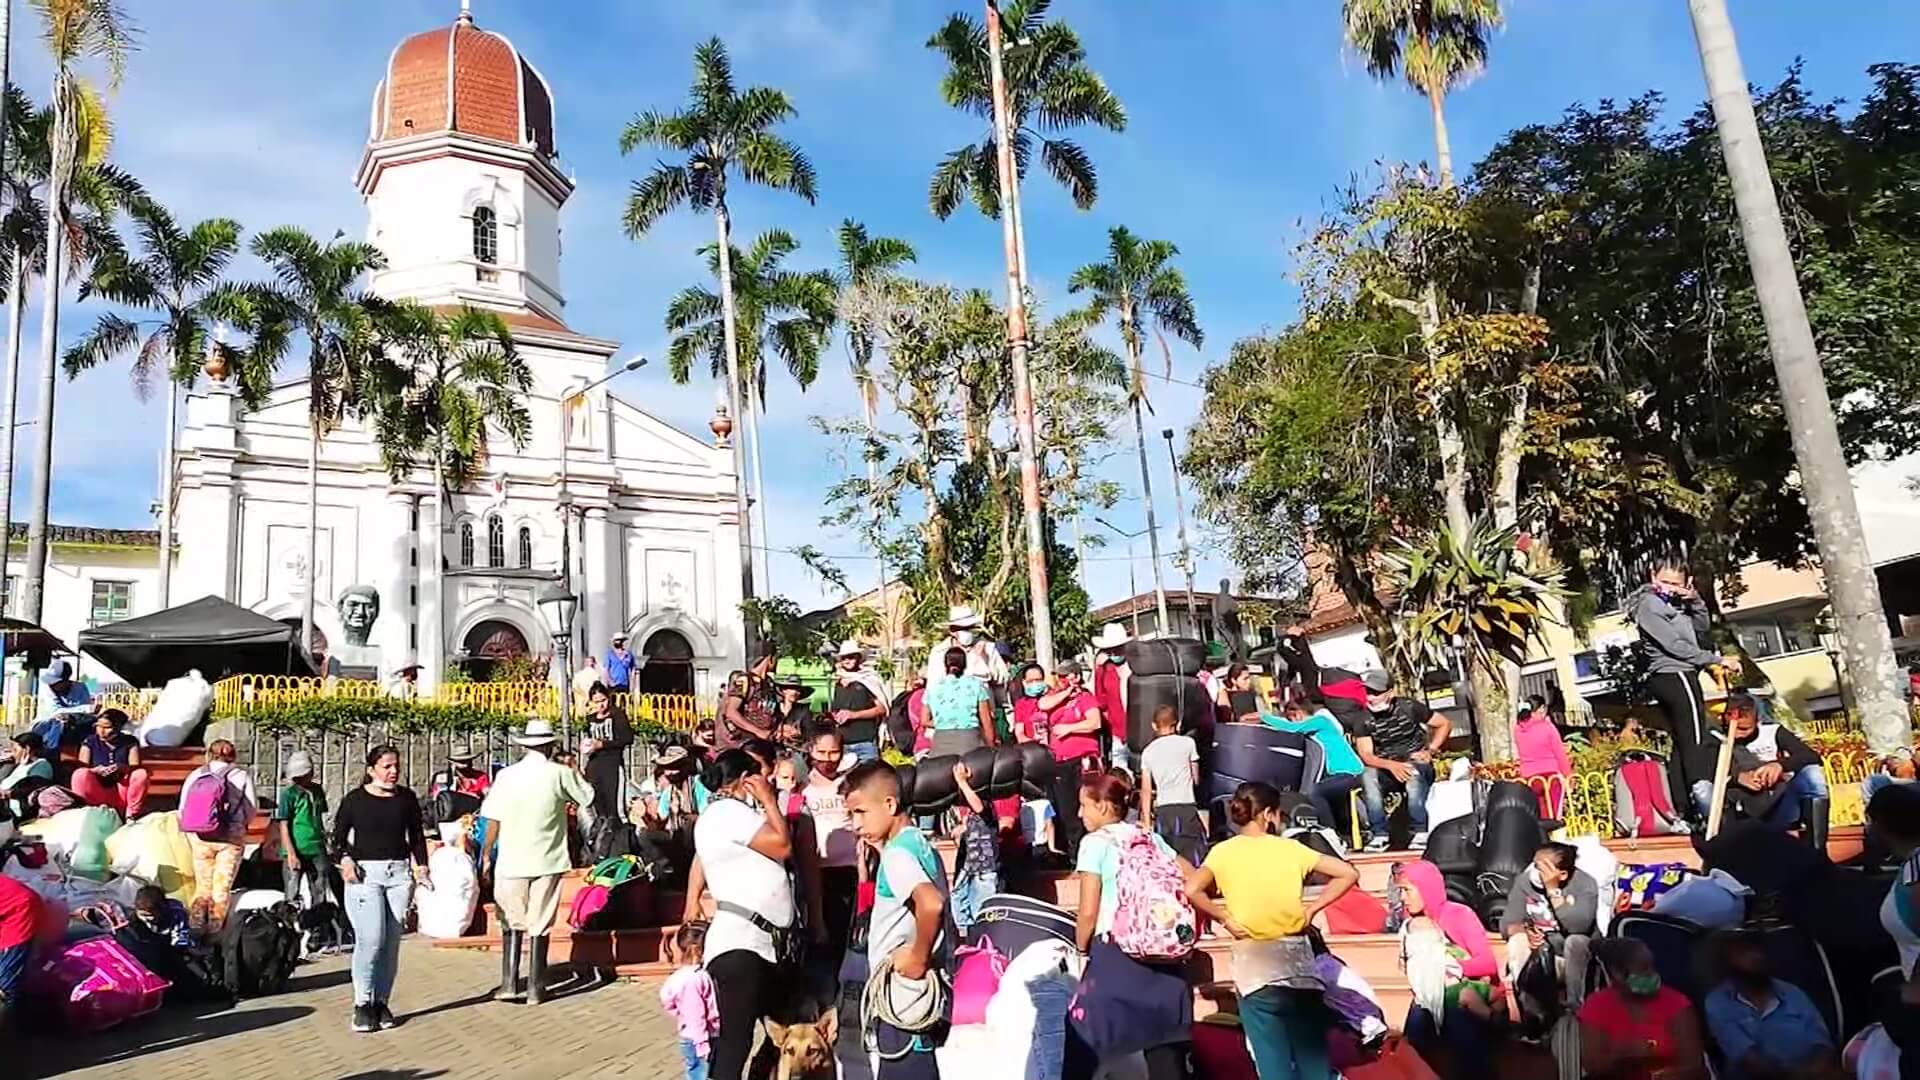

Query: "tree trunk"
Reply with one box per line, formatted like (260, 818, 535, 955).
(713, 202, 757, 630)
(1492, 263, 1543, 711)
(302, 423, 319, 661)
(861, 375, 892, 670)
(156, 384, 176, 608)
(1688, 0, 1906, 750)
(21, 198, 62, 624)
(434, 441, 447, 681)
(746, 388, 771, 594)
(1471, 658, 1514, 763)
(1128, 328, 1172, 635)
(1422, 284, 1472, 540)
(1428, 84, 1455, 189)
(0, 246, 24, 617)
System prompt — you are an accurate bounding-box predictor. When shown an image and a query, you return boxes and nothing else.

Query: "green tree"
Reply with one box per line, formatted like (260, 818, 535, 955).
(1340, 0, 1502, 187)
(20, 0, 136, 623)
(248, 227, 394, 657)
(372, 303, 533, 493)
(620, 37, 817, 603)
(63, 199, 254, 608)
(1070, 226, 1203, 633)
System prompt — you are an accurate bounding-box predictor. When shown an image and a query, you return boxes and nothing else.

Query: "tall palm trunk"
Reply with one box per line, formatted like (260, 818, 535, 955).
(0, 247, 23, 616)
(1125, 314, 1171, 635)
(21, 200, 61, 624)
(434, 440, 447, 681)
(1427, 84, 1455, 188)
(301, 423, 318, 659)
(1689, 0, 1907, 750)
(713, 201, 756, 620)
(155, 385, 175, 607)
(747, 390, 770, 593)
(860, 377, 891, 668)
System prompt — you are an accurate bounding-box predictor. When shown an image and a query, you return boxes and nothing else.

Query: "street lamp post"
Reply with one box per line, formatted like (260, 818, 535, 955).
(538, 581, 581, 739)
(1162, 428, 1199, 640)
(558, 356, 646, 665)
(1095, 516, 1151, 639)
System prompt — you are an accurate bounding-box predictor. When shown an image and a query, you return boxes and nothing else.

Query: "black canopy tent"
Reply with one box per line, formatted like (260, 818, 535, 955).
(78, 595, 315, 687)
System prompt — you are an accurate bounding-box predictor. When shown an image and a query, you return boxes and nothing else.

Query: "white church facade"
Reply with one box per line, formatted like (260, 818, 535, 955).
(169, 8, 745, 697)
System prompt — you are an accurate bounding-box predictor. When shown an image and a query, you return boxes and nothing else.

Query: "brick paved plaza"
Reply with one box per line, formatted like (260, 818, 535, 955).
(14, 944, 685, 1080)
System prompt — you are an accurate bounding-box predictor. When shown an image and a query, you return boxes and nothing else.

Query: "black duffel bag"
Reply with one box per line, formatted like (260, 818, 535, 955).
(1123, 637, 1207, 678)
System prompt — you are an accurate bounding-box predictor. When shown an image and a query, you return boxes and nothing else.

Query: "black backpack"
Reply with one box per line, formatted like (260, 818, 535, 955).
(219, 903, 301, 998)
(428, 787, 482, 825)
(886, 690, 917, 753)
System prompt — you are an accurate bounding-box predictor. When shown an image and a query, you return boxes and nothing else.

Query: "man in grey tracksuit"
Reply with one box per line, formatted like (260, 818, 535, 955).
(1627, 560, 1739, 825)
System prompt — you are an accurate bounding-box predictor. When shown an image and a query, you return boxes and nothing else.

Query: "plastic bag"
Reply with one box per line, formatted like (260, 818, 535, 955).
(416, 845, 478, 939)
(21, 806, 92, 862)
(27, 936, 171, 1031)
(103, 811, 198, 904)
(136, 669, 212, 747)
(68, 806, 122, 881)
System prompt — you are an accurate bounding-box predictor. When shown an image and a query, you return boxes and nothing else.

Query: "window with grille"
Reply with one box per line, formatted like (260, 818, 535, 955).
(488, 515, 505, 568)
(459, 523, 475, 567)
(517, 526, 533, 568)
(90, 580, 132, 625)
(472, 205, 498, 265)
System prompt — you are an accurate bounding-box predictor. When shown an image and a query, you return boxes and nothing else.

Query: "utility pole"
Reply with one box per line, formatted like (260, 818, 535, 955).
(1162, 428, 1199, 639)
(1688, 0, 1907, 751)
(986, 0, 1054, 669)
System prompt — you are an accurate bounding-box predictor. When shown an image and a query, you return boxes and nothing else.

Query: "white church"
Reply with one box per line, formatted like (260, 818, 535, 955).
(162, 7, 746, 697)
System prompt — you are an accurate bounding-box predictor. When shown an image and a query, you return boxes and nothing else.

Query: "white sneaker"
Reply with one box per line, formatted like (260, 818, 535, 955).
(1411, 831, 1430, 850)
(1363, 836, 1391, 854)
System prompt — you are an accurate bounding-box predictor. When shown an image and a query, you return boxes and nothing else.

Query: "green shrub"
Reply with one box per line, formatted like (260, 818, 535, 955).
(236, 697, 683, 740)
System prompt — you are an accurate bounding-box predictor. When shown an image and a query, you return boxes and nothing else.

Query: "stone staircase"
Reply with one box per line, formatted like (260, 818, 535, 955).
(59, 746, 275, 850)
(429, 827, 1867, 1026)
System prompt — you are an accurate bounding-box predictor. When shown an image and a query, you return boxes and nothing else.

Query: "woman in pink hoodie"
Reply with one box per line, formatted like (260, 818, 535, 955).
(1398, 860, 1499, 1076)
(1515, 695, 1574, 819)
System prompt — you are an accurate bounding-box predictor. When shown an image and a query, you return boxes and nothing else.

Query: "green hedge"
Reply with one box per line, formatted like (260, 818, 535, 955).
(235, 697, 690, 739)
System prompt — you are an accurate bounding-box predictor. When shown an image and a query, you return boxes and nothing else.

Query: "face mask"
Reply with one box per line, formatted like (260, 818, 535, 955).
(1105, 654, 1124, 664)
(955, 630, 977, 646)
(1527, 866, 1544, 888)
(1024, 683, 1046, 698)
(1625, 973, 1662, 997)
(370, 778, 397, 792)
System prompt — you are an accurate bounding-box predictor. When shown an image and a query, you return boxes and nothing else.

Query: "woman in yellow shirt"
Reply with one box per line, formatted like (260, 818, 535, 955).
(1185, 781, 1358, 1080)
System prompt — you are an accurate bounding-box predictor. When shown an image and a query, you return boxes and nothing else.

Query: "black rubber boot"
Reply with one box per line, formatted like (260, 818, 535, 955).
(494, 929, 522, 1002)
(1802, 794, 1830, 853)
(527, 935, 550, 1005)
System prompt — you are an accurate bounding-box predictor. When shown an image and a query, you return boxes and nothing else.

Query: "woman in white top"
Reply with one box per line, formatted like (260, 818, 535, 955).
(180, 738, 258, 936)
(687, 748, 794, 1080)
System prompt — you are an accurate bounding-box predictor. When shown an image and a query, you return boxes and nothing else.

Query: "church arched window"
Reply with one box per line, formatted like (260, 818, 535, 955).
(517, 526, 533, 568)
(459, 522, 474, 567)
(472, 205, 498, 265)
(487, 514, 505, 568)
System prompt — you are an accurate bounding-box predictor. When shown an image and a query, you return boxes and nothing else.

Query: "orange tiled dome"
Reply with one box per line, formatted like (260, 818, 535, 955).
(370, 7, 555, 158)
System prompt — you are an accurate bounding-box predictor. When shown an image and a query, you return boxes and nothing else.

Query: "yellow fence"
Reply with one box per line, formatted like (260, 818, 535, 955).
(208, 675, 711, 733)
(1542, 747, 1875, 839)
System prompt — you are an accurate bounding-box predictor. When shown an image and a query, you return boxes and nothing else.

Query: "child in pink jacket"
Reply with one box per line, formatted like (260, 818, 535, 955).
(1515, 695, 1573, 818)
(658, 922, 719, 1080)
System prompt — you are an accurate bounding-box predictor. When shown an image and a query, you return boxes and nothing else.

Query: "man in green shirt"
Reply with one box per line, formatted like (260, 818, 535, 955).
(275, 751, 346, 945)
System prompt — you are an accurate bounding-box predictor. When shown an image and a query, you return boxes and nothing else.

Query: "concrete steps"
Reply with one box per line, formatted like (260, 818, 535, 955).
(57, 745, 272, 848)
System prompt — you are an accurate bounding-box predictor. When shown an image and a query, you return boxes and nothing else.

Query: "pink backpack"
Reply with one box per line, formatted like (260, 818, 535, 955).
(1107, 826, 1198, 961)
(179, 770, 237, 838)
(950, 938, 1009, 1025)
(568, 884, 611, 930)
(28, 937, 170, 1031)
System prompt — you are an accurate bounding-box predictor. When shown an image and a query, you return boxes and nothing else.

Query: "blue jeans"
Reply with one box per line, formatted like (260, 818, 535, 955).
(951, 872, 997, 934)
(1239, 985, 1333, 1080)
(1362, 762, 1435, 837)
(0, 940, 29, 1005)
(1691, 765, 1829, 829)
(679, 1038, 710, 1080)
(845, 740, 880, 765)
(1406, 1001, 1491, 1079)
(1866, 773, 1911, 802)
(345, 858, 413, 1006)
(1307, 774, 1362, 836)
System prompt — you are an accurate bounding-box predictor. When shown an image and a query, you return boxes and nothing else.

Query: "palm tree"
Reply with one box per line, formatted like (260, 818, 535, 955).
(0, 84, 135, 615)
(926, 0, 1126, 221)
(619, 36, 816, 606)
(833, 219, 915, 645)
(248, 227, 392, 660)
(19, 0, 135, 624)
(63, 199, 250, 609)
(665, 228, 836, 589)
(1341, 0, 1502, 188)
(1069, 226, 1202, 635)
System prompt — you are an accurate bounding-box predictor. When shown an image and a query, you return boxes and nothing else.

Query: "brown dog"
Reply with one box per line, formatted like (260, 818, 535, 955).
(764, 1006, 840, 1080)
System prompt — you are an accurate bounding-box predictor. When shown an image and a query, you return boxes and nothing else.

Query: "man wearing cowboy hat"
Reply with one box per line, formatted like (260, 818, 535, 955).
(1091, 622, 1134, 773)
(829, 639, 888, 764)
(478, 719, 595, 1005)
(603, 633, 637, 693)
(385, 658, 423, 701)
(923, 604, 1009, 701)
(433, 745, 491, 800)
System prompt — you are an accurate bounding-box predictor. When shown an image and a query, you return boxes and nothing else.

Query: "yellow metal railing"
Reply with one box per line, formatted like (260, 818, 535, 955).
(208, 674, 710, 733)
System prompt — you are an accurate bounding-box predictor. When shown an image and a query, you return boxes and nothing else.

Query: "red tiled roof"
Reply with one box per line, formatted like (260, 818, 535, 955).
(377, 15, 555, 157)
(428, 304, 573, 336)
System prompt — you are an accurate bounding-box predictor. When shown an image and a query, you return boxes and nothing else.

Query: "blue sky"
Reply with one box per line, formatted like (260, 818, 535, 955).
(18, 0, 1918, 614)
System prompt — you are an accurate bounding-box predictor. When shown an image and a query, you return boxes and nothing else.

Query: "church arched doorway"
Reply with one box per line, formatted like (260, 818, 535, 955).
(638, 629, 695, 696)
(461, 619, 529, 682)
